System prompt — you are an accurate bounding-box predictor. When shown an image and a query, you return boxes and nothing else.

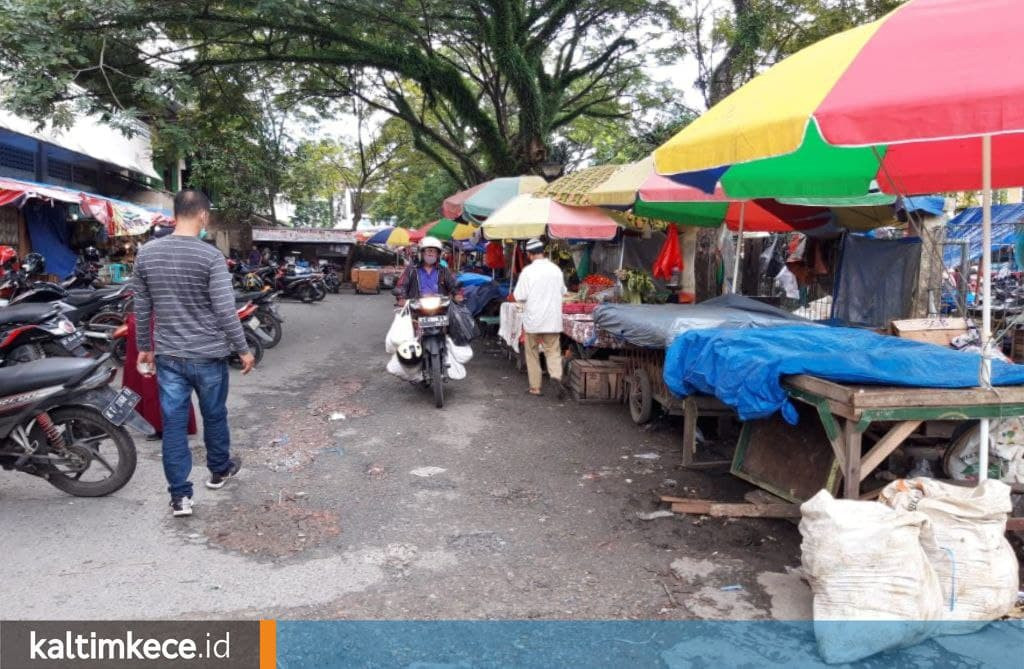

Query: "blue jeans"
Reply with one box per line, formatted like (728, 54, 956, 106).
(157, 356, 233, 499)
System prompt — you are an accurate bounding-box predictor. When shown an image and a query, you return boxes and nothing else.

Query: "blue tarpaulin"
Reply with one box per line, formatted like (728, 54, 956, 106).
(943, 203, 1024, 267)
(23, 200, 77, 279)
(663, 325, 1024, 424)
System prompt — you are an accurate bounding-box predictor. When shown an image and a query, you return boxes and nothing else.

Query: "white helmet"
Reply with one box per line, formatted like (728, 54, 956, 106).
(396, 339, 423, 367)
(420, 236, 443, 251)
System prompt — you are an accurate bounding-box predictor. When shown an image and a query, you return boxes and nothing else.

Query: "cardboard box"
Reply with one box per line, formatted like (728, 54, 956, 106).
(890, 317, 968, 347)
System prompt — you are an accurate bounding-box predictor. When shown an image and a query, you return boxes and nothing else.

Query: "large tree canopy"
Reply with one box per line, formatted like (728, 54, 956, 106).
(0, 0, 678, 184)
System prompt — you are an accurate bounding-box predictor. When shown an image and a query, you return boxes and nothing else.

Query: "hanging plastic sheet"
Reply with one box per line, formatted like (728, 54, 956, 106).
(23, 200, 77, 278)
(832, 235, 921, 328)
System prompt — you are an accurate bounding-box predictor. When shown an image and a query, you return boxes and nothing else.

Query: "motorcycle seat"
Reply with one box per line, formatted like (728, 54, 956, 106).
(0, 303, 58, 326)
(63, 287, 123, 307)
(0, 357, 99, 397)
(234, 291, 266, 304)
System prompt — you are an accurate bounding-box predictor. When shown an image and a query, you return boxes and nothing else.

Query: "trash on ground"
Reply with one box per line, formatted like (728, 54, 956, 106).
(410, 466, 447, 478)
(635, 510, 675, 521)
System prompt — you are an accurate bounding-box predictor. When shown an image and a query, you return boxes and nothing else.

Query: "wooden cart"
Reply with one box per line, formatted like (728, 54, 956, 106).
(353, 267, 381, 294)
(784, 374, 1024, 498)
(622, 347, 733, 468)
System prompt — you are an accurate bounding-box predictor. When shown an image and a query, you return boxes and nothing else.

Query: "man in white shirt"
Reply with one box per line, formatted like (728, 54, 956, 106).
(513, 238, 567, 398)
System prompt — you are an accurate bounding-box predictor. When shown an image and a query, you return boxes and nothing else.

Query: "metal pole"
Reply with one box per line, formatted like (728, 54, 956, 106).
(618, 236, 626, 270)
(732, 201, 746, 294)
(979, 134, 993, 482)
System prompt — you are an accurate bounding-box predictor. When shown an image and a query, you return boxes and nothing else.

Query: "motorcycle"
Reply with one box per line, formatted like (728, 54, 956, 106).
(409, 295, 451, 408)
(60, 260, 104, 290)
(234, 289, 283, 348)
(0, 304, 90, 365)
(274, 266, 318, 303)
(0, 354, 153, 496)
(321, 264, 341, 294)
(230, 301, 266, 369)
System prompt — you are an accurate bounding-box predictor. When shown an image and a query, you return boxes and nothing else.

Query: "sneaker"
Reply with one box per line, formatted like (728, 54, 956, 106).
(206, 457, 243, 490)
(171, 496, 193, 517)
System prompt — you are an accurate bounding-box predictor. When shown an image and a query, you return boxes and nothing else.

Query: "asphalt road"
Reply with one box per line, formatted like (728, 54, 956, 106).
(1, 293, 810, 620)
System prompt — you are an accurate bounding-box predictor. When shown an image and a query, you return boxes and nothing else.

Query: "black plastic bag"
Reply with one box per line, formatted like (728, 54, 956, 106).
(448, 301, 479, 345)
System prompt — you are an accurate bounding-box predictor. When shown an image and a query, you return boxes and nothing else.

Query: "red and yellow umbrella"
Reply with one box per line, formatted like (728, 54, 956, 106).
(654, 0, 1024, 199)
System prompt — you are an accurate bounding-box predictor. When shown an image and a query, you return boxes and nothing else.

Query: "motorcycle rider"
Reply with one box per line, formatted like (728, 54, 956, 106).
(393, 236, 463, 304)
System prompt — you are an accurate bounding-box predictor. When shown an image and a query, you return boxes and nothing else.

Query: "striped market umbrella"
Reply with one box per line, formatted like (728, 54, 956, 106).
(653, 0, 1024, 482)
(635, 174, 831, 232)
(366, 227, 411, 247)
(443, 176, 547, 222)
(482, 195, 623, 241)
(653, 0, 1024, 199)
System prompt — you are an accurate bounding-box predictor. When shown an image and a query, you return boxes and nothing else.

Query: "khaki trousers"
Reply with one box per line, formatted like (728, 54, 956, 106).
(524, 332, 562, 390)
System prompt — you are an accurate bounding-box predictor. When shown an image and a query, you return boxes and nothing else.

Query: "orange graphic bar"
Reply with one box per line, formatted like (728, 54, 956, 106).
(259, 619, 276, 669)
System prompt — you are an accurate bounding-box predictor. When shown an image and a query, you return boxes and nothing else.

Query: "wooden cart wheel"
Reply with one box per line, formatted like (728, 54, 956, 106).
(629, 369, 654, 424)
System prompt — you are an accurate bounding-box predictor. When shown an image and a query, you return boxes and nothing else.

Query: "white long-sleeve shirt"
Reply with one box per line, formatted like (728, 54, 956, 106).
(513, 258, 566, 333)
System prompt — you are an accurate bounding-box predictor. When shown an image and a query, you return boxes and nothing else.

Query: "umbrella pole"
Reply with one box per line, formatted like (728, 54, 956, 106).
(979, 134, 994, 483)
(618, 236, 626, 270)
(732, 201, 746, 294)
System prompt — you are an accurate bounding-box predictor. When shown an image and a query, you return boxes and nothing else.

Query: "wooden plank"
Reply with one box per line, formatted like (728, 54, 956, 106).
(785, 375, 856, 406)
(670, 500, 801, 519)
(681, 396, 698, 467)
(842, 419, 863, 499)
(858, 420, 923, 482)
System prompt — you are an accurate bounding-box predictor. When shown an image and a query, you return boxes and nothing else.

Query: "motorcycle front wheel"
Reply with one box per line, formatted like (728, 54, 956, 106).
(43, 407, 137, 497)
(312, 282, 327, 301)
(230, 330, 264, 369)
(257, 311, 283, 348)
(299, 284, 315, 303)
(430, 351, 444, 408)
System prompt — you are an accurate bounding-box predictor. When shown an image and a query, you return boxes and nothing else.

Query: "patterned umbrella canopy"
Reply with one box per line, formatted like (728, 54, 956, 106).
(537, 158, 651, 208)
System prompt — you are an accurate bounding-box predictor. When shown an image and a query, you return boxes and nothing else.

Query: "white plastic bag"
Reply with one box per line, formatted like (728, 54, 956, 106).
(799, 490, 944, 663)
(385, 305, 414, 354)
(447, 337, 474, 364)
(880, 478, 1018, 630)
(444, 337, 469, 380)
(386, 354, 421, 382)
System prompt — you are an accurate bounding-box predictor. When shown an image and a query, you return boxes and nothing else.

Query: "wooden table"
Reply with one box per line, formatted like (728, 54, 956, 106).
(784, 375, 1024, 498)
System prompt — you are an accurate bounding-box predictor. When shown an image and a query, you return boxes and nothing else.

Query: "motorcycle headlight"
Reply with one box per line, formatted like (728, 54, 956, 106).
(419, 296, 441, 312)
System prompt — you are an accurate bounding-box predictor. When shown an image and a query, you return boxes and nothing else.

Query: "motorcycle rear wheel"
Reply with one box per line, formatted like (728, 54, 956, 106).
(312, 282, 327, 301)
(431, 352, 444, 408)
(44, 407, 137, 497)
(299, 284, 315, 303)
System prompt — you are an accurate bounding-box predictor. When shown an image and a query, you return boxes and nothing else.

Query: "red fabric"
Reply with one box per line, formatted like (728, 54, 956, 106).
(877, 133, 1024, 195)
(653, 224, 683, 280)
(484, 241, 505, 269)
(122, 314, 196, 435)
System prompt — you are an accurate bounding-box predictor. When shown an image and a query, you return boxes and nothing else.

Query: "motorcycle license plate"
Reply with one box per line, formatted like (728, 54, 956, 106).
(103, 388, 140, 426)
(248, 316, 262, 329)
(61, 331, 86, 350)
(419, 315, 448, 328)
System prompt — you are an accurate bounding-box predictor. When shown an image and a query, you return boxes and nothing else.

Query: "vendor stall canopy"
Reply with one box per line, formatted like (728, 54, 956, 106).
(653, 0, 1024, 199)
(943, 203, 1024, 267)
(0, 175, 171, 236)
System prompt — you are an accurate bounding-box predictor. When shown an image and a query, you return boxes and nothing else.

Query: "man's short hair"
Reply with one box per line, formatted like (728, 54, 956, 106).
(174, 189, 212, 219)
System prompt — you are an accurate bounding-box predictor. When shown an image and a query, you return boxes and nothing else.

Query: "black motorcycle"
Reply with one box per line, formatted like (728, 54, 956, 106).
(234, 289, 283, 348)
(322, 265, 341, 294)
(0, 303, 90, 365)
(274, 266, 318, 303)
(0, 354, 152, 496)
(409, 295, 451, 408)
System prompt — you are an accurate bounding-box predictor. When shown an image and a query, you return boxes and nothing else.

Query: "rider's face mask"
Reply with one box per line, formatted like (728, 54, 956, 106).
(422, 250, 439, 266)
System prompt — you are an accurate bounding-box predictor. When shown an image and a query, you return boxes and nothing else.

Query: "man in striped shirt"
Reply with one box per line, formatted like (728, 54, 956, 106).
(134, 189, 255, 517)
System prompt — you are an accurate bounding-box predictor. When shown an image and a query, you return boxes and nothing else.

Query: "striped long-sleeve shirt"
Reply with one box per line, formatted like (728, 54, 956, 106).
(132, 235, 249, 359)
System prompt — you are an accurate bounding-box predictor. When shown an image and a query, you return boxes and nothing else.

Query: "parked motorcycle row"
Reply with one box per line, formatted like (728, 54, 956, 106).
(228, 258, 341, 302)
(0, 247, 295, 498)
